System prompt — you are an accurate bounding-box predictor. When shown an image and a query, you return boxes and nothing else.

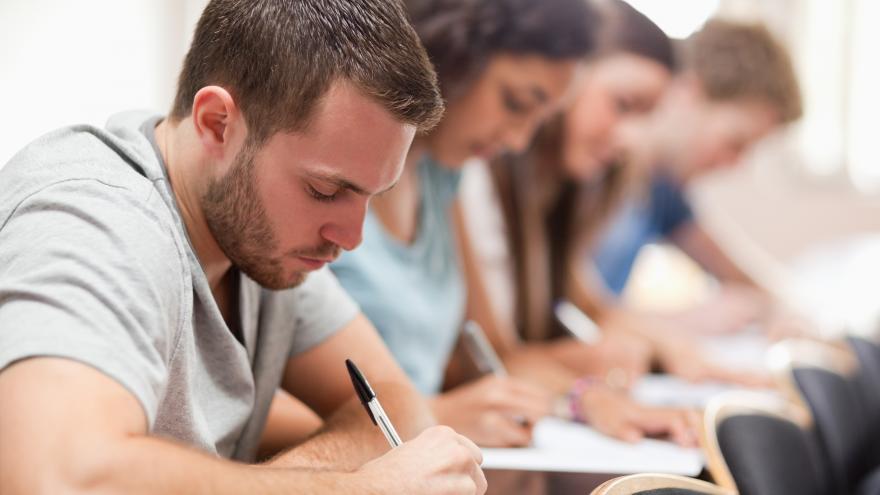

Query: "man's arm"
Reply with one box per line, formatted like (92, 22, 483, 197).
(671, 221, 759, 286)
(0, 357, 487, 495)
(257, 390, 323, 461)
(0, 358, 364, 495)
(270, 314, 435, 470)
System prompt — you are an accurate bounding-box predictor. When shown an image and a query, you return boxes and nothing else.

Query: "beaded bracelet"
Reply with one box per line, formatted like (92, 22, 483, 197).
(566, 376, 600, 424)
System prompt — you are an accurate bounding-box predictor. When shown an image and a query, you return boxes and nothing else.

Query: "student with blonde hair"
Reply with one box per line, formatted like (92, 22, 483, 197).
(592, 19, 805, 373)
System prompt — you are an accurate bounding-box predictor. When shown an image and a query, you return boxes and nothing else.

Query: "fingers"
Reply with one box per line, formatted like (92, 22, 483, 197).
(597, 411, 643, 443)
(450, 428, 484, 465)
(478, 413, 533, 447)
(433, 427, 488, 495)
(664, 413, 697, 447)
(501, 378, 554, 407)
(605, 419, 643, 443)
(480, 378, 552, 423)
(490, 395, 549, 425)
(625, 406, 700, 447)
(470, 460, 488, 495)
(578, 387, 644, 443)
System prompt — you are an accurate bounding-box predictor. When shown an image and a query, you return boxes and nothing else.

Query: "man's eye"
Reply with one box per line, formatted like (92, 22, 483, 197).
(307, 185, 339, 203)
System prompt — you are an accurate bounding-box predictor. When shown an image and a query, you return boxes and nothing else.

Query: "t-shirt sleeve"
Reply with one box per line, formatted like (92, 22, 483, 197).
(0, 180, 186, 425)
(650, 173, 695, 236)
(265, 267, 360, 358)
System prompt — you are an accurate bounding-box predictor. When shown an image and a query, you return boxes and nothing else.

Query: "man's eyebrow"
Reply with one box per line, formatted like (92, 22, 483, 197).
(306, 171, 398, 196)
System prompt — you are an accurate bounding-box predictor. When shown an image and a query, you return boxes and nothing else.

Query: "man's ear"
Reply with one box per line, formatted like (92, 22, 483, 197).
(190, 86, 246, 160)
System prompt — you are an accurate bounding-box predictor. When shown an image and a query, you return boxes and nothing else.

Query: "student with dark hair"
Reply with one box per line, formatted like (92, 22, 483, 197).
(330, 0, 597, 448)
(0, 1, 487, 493)
(456, 0, 702, 444)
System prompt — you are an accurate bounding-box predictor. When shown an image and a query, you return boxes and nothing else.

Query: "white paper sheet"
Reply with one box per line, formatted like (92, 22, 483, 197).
(698, 329, 771, 371)
(631, 375, 742, 408)
(482, 323, 776, 475)
(481, 417, 704, 475)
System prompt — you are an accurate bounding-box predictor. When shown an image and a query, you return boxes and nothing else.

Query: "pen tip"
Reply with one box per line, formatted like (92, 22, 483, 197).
(346, 359, 378, 425)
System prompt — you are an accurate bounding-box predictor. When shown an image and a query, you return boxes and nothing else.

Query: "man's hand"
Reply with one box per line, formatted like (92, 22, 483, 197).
(355, 426, 487, 495)
(276, 315, 435, 470)
(1, 357, 465, 495)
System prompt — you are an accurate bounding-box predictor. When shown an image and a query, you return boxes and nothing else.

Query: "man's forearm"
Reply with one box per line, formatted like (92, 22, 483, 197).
(269, 381, 434, 471)
(11, 435, 366, 495)
(673, 223, 758, 287)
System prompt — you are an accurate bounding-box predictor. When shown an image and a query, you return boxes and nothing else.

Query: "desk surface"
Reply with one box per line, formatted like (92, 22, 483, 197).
(483, 332, 774, 475)
(483, 236, 880, 476)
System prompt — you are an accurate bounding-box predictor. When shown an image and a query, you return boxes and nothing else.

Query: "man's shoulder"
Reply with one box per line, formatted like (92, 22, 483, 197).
(2, 117, 159, 204)
(0, 113, 179, 233)
(0, 117, 189, 283)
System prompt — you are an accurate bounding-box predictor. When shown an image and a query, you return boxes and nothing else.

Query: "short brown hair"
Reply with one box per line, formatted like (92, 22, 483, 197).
(170, 0, 444, 144)
(685, 19, 803, 123)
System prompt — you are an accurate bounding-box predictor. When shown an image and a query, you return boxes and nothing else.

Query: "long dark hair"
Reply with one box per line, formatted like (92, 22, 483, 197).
(492, 0, 677, 342)
(406, 0, 600, 101)
(595, 0, 678, 72)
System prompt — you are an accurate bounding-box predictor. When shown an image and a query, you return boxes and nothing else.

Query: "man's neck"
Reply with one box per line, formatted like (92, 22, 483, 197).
(154, 120, 233, 292)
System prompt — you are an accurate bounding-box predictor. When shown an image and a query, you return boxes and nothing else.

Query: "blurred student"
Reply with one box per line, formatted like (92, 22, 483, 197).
(0, 1, 488, 494)
(456, 0, 699, 444)
(462, 16, 801, 393)
(330, 0, 596, 448)
(594, 19, 804, 337)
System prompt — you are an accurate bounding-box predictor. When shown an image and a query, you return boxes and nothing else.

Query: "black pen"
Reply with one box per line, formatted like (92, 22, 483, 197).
(346, 359, 403, 448)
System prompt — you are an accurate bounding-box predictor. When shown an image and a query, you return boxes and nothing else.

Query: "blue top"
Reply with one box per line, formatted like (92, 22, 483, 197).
(593, 171, 694, 295)
(330, 156, 465, 394)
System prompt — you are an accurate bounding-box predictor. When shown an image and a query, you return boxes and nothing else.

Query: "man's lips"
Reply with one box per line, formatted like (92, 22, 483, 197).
(297, 256, 335, 269)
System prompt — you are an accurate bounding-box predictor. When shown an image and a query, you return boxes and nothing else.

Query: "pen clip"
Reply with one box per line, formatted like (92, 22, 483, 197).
(346, 359, 378, 425)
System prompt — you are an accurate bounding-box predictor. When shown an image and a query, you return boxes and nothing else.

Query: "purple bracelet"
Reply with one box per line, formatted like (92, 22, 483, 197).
(567, 376, 599, 424)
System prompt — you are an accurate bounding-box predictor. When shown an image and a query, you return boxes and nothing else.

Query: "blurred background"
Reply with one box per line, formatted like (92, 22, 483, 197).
(2, 0, 878, 334)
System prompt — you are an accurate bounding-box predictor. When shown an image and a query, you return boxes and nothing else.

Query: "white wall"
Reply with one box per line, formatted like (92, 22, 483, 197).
(0, 0, 202, 166)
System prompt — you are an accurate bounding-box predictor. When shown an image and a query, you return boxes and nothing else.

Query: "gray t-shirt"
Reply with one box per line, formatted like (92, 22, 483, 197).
(0, 111, 360, 462)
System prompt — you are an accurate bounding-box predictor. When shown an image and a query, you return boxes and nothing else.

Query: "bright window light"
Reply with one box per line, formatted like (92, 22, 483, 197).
(848, 0, 880, 193)
(622, 0, 721, 39)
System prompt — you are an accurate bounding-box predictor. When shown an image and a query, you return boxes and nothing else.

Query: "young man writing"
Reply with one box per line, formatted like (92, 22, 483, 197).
(0, 1, 485, 493)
